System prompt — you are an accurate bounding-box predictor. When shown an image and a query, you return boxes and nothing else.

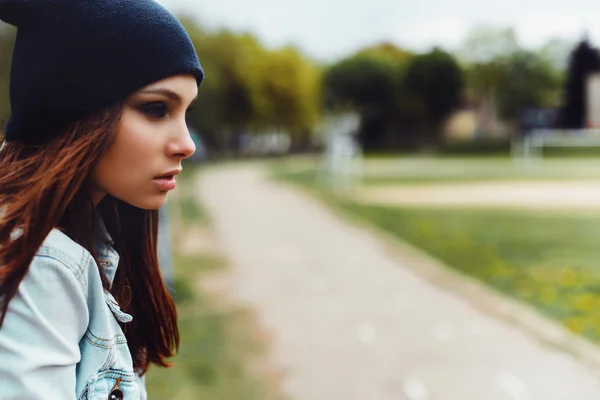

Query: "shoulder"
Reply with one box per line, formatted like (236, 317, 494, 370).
(33, 228, 94, 295)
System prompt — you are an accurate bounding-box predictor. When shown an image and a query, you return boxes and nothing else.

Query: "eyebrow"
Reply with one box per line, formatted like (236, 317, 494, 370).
(138, 88, 198, 104)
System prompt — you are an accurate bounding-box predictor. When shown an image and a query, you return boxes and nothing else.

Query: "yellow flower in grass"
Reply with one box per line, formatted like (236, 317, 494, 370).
(590, 321, 600, 337)
(558, 269, 578, 287)
(539, 286, 558, 304)
(565, 318, 586, 334)
(573, 294, 600, 313)
(529, 266, 552, 282)
(515, 280, 534, 298)
(490, 261, 511, 278)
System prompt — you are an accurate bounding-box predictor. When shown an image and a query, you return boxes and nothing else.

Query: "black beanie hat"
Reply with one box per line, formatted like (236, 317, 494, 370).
(0, 0, 204, 144)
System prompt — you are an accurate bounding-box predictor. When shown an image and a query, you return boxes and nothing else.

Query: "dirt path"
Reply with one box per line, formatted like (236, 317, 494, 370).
(354, 180, 600, 210)
(354, 181, 600, 210)
(197, 164, 600, 400)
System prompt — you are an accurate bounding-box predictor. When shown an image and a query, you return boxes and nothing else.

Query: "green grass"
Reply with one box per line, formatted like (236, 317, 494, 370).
(273, 156, 600, 185)
(272, 157, 600, 341)
(145, 253, 278, 400)
(338, 205, 600, 339)
(177, 164, 208, 222)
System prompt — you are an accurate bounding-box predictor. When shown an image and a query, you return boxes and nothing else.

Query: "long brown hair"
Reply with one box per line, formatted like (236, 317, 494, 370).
(0, 103, 179, 374)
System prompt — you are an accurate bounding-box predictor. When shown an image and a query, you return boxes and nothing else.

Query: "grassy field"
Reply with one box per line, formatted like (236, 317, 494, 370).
(272, 156, 600, 342)
(279, 156, 600, 185)
(145, 165, 283, 400)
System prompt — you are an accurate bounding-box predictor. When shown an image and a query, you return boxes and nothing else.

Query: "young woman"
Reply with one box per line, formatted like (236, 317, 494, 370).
(0, 0, 203, 398)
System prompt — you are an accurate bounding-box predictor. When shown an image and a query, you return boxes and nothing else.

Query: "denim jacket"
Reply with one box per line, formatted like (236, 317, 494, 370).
(0, 215, 147, 400)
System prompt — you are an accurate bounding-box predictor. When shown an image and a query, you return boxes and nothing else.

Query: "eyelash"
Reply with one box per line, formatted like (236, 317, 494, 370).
(139, 102, 168, 119)
(139, 102, 195, 119)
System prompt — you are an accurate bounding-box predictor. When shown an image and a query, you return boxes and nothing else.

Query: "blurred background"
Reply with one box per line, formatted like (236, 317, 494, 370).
(158, 0, 596, 157)
(8, 0, 600, 398)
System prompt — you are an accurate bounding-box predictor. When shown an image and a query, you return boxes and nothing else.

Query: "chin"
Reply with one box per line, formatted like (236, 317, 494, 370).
(128, 193, 169, 210)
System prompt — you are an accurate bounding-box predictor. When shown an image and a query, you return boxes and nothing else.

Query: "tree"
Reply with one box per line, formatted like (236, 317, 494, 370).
(355, 42, 412, 63)
(402, 48, 464, 145)
(181, 21, 323, 153)
(182, 27, 273, 152)
(323, 43, 412, 150)
(496, 51, 562, 122)
(325, 55, 398, 113)
(538, 37, 574, 73)
(457, 26, 519, 64)
(189, 30, 264, 151)
(558, 38, 600, 129)
(253, 46, 322, 147)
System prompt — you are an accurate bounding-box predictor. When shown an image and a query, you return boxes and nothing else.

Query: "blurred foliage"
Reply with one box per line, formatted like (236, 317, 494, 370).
(323, 44, 411, 150)
(323, 44, 463, 150)
(0, 16, 586, 153)
(461, 27, 564, 130)
(495, 50, 563, 121)
(458, 26, 520, 64)
(181, 21, 321, 153)
(403, 49, 464, 145)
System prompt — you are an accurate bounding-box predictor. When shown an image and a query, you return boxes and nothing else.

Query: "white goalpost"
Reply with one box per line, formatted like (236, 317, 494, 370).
(316, 112, 364, 193)
(512, 72, 600, 161)
(512, 128, 600, 161)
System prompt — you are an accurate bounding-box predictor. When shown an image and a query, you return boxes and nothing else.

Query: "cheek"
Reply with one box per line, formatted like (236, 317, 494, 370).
(91, 115, 163, 195)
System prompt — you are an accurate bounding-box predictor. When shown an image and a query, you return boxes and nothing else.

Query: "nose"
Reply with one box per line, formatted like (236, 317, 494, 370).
(170, 122, 196, 160)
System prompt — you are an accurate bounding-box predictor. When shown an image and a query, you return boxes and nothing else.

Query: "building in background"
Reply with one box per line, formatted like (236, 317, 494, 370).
(586, 72, 600, 128)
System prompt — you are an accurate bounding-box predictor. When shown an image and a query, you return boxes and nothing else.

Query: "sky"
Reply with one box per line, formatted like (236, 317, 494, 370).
(158, 0, 600, 62)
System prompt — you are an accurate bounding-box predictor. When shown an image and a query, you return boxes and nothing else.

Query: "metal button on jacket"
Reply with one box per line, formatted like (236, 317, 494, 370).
(108, 378, 124, 400)
(108, 388, 124, 400)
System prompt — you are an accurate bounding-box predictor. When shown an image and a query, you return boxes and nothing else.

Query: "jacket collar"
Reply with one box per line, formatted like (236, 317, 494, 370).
(92, 210, 120, 287)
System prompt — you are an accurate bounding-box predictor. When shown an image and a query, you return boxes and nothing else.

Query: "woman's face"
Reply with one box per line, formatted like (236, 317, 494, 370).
(91, 74, 198, 209)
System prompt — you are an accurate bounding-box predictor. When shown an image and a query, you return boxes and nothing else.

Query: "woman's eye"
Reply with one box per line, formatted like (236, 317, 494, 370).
(139, 102, 168, 119)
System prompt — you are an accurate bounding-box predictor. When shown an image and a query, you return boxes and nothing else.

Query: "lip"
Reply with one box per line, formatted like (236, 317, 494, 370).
(154, 169, 182, 179)
(153, 176, 177, 191)
(153, 169, 181, 191)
